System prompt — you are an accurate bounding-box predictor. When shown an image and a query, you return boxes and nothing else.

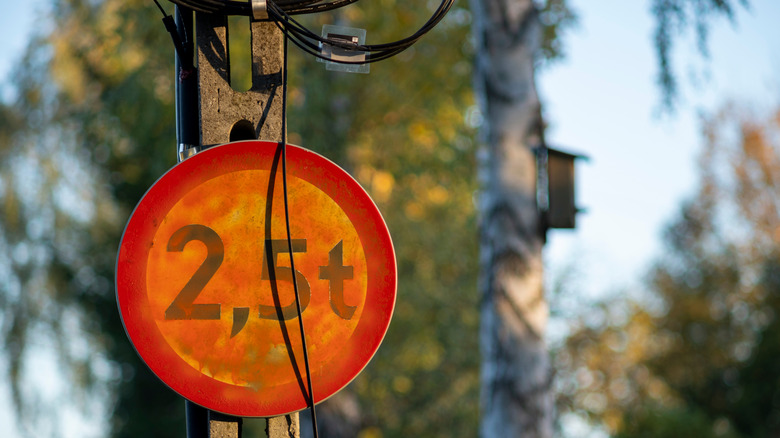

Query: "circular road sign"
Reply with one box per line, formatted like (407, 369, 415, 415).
(116, 140, 396, 417)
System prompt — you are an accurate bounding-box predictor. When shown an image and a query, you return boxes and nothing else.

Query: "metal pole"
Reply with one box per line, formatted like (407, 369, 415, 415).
(174, 5, 199, 159)
(186, 401, 209, 438)
(173, 7, 213, 438)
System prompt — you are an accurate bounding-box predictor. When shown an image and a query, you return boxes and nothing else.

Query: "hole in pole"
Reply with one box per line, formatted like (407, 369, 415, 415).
(230, 119, 257, 141)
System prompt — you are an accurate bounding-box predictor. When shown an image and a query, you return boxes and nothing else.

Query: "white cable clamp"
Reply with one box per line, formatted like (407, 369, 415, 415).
(251, 0, 268, 20)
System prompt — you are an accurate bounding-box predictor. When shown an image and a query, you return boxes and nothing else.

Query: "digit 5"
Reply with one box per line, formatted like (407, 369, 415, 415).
(259, 239, 311, 320)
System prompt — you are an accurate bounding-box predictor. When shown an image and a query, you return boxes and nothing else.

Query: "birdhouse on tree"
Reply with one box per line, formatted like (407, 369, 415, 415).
(537, 146, 587, 234)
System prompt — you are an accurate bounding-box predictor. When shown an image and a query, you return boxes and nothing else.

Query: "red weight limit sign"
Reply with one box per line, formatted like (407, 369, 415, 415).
(116, 140, 396, 417)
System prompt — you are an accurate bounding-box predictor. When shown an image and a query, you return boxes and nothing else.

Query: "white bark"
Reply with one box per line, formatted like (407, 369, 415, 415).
(469, 0, 553, 436)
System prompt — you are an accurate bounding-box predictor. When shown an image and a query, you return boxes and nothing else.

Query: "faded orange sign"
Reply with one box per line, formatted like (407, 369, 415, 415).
(117, 141, 396, 417)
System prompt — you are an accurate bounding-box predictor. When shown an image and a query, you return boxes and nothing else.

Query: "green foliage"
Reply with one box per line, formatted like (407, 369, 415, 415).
(286, 6, 482, 435)
(1, 0, 579, 435)
(615, 405, 744, 438)
(558, 103, 780, 437)
(651, 0, 749, 110)
(1, 0, 188, 435)
(0, 0, 503, 436)
(539, 0, 578, 63)
(728, 256, 780, 437)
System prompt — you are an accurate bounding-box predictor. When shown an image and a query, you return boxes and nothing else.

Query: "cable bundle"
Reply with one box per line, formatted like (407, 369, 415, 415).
(166, 0, 455, 64)
(168, 0, 360, 15)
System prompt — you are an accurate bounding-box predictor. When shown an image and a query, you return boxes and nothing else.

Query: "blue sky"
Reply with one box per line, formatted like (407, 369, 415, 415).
(0, 1, 43, 100)
(541, 0, 780, 301)
(0, 0, 778, 436)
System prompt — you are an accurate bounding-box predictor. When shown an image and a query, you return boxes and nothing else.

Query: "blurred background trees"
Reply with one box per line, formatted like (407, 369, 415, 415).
(557, 103, 780, 437)
(0, 0, 772, 437)
(2, 0, 482, 436)
(471, 0, 744, 436)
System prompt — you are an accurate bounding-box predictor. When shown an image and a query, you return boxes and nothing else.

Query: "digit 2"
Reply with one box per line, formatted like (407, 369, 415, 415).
(164, 224, 223, 320)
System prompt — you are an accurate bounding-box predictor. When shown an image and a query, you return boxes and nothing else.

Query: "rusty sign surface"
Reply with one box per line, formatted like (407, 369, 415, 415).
(116, 140, 396, 417)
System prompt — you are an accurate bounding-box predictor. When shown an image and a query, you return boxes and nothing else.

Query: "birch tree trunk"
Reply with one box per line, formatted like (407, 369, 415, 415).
(469, 0, 553, 436)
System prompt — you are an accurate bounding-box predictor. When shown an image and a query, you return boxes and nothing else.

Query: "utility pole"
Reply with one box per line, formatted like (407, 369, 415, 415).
(174, 6, 298, 438)
(149, 4, 436, 438)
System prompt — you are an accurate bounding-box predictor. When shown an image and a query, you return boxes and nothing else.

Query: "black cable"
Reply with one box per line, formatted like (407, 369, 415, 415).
(167, 0, 356, 15)
(163, 0, 454, 65)
(157, 2, 321, 428)
(266, 0, 454, 63)
(279, 33, 320, 438)
(154, 0, 194, 70)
